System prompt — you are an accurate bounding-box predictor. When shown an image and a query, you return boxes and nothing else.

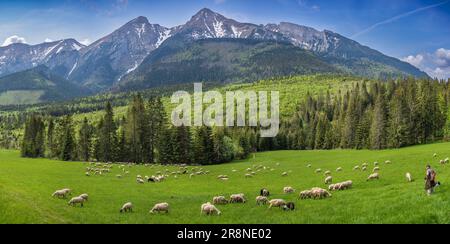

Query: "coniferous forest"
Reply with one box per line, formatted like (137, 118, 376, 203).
(18, 77, 450, 165)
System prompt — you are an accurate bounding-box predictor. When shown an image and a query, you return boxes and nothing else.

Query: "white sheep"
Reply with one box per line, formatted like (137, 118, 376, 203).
(325, 176, 333, 185)
(120, 202, 133, 213)
(79, 193, 89, 201)
(150, 203, 169, 214)
(385, 160, 391, 164)
(230, 194, 246, 203)
(268, 199, 287, 209)
(310, 188, 332, 199)
(283, 186, 295, 194)
(374, 162, 379, 166)
(137, 178, 145, 184)
(213, 196, 229, 205)
(282, 172, 288, 177)
(324, 170, 331, 176)
(52, 190, 69, 199)
(315, 169, 322, 173)
(406, 172, 413, 182)
(367, 173, 379, 181)
(336, 167, 342, 172)
(245, 174, 253, 178)
(256, 196, 269, 205)
(373, 167, 380, 172)
(201, 202, 221, 216)
(68, 196, 86, 207)
(307, 164, 312, 168)
(353, 166, 360, 171)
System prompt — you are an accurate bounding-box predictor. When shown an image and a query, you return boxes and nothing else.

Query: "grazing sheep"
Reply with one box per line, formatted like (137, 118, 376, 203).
(201, 202, 221, 216)
(62, 189, 72, 196)
(307, 164, 312, 168)
(406, 172, 413, 182)
(116, 174, 122, 179)
(362, 163, 368, 167)
(374, 162, 379, 166)
(373, 167, 380, 172)
(85, 172, 90, 177)
(330, 181, 352, 191)
(325, 176, 333, 185)
(336, 167, 342, 172)
(353, 166, 360, 171)
(245, 174, 253, 178)
(137, 178, 145, 184)
(283, 202, 295, 211)
(283, 186, 295, 194)
(311, 188, 332, 199)
(362, 166, 367, 171)
(120, 202, 133, 213)
(282, 172, 288, 177)
(385, 160, 391, 164)
(324, 171, 331, 176)
(52, 190, 69, 199)
(68, 196, 86, 207)
(299, 190, 312, 199)
(367, 173, 379, 181)
(433, 153, 438, 158)
(315, 169, 322, 173)
(268, 199, 287, 209)
(440, 159, 445, 164)
(260, 188, 270, 197)
(230, 194, 246, 203)
(79, 194, 89, 201)
(256, 196, 269, 205)
(213, 196, 229, 205)
(150, 203, 169, 214)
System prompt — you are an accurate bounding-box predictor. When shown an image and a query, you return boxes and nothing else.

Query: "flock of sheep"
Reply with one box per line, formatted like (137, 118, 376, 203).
(50, 153, 448, 218)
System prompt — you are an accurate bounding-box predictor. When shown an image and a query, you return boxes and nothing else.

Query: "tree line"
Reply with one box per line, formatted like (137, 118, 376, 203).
(20, 78, 450, 164)
(273, 78, 450, 150)
(20, 95, 254, 164)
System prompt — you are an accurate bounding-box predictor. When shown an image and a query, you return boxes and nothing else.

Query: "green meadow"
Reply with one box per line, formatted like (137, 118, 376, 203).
(1, 142, 450, 224)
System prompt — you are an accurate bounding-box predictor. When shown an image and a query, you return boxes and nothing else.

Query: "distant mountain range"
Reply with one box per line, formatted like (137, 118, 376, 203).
(0, 8, 429, 105)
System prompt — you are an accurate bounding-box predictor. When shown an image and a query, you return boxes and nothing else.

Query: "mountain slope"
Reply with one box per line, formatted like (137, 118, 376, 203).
(0, 66, 90, 105)
(116, 38, 339, 91)
(68, 16, 172, 90)
(265, 22, 429, 78)
(0, 39, 85, 79)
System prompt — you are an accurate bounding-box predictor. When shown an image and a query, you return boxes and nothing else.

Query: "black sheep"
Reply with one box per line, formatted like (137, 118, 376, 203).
(283, 202, 295, 211)
(260, 188, 270, 197)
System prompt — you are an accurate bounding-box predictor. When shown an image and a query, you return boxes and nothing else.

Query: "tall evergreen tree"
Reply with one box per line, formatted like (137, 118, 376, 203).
(78, 117, 92, 162)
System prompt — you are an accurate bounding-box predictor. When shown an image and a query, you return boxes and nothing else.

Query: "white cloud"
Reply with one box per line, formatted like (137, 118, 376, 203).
(402, 48, 450, 80)
(1, 35, 27, 47)
(401, 54, 424, 67)
(80, 38, 92, 46)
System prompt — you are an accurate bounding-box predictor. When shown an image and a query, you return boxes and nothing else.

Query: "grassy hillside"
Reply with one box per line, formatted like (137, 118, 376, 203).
(0, 65, 90, 105)
(118, 39, 340, 91)
(0, 90, 45, 105)
(1, 142, 450, 224)
(71, 75, 360, 125)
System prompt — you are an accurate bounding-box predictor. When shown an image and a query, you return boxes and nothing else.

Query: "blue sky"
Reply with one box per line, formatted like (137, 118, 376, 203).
(1, 0, 450, 79)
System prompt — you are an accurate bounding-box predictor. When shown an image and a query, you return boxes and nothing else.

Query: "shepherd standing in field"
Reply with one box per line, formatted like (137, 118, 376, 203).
(425, 165, 437, 196)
